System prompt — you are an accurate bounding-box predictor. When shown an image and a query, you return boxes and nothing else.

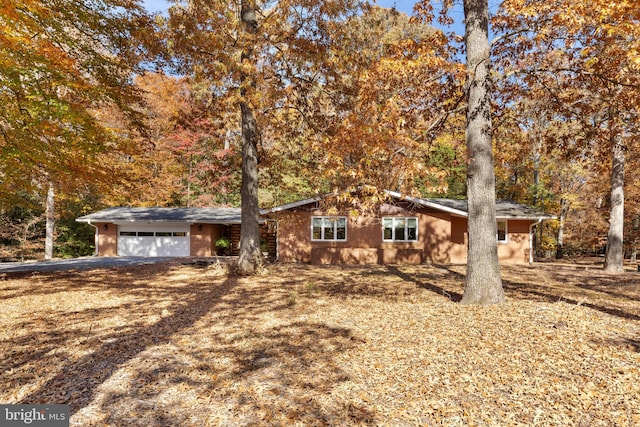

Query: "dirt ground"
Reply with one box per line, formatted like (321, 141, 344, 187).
(1, 259, 638, 426)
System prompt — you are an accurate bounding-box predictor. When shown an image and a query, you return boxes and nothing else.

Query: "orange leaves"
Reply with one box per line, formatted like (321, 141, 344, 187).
(1, 0, 159, 208)
(313, 7, 462, 196)
(2, 261, 640, 425)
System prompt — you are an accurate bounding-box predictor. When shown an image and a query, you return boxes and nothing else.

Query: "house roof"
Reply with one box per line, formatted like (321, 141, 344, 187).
(260, 196, 322, 214)
(425, 198, 555, 220)
(76, 207, 250, 224)
(386, 192, 554, 220)
(264, 190, 555, 220)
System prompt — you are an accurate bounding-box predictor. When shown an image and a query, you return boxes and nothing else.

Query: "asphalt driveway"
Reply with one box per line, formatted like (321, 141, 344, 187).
(0, 257, 176, 273)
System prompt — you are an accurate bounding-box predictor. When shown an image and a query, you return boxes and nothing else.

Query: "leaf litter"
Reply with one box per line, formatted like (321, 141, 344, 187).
(0, 259, 638, 426)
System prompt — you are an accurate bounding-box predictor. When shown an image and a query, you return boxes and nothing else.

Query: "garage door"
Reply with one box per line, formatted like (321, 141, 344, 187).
(117, 224, 190, 257)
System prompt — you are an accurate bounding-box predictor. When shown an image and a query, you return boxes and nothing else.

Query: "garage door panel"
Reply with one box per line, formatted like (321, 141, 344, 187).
(117, 225, 190, 257)
(156, 236, 189, 257)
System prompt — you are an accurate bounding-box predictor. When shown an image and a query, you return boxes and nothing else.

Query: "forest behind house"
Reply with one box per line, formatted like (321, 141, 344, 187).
(1, 0, 639, 267)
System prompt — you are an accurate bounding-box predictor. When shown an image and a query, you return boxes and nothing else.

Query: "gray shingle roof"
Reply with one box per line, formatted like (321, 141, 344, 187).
(263, 190, 555, 220)
(79, 192, 554, 225)
(77, 207, 245, 224)
(421, 198, 554, 219)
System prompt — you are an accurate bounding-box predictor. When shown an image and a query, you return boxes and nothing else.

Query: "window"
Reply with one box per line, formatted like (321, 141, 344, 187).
(312, 216, 347, 241)
(383, 217, 418, 242)
(497, 221, 508, 243)
(119, 230, 189, 237)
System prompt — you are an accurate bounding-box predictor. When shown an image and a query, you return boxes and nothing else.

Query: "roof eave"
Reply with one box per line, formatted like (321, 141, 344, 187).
(384, 190, 469, 217)
(262, 196, 322, 214)
(496, 215, 556, 221)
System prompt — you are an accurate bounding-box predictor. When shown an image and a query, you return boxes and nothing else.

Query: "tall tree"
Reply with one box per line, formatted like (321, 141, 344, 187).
(460, 0, 504, 304)
(1, 0, 159, 254)
(604, 124, 625, 272)
(494, 0, 640, 272)
(44, 181, 55, 259)
(237, 0, 262, 273)
(167, 0, 365, 274)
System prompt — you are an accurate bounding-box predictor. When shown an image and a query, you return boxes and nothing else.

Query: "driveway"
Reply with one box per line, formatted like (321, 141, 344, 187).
(0, 257, 176, 273)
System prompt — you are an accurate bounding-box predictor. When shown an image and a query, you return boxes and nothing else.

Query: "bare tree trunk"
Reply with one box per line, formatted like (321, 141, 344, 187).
(630, 215, 639, 264)
(460, 0, 504, 305)
(604, 131, 625, 273)
(555, 198, 570, 259)
(44, 181, 55, 260)
(237, 0, 262, 274)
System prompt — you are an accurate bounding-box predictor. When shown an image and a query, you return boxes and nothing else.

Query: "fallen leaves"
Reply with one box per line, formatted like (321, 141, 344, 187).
(0, 259, 638, 426)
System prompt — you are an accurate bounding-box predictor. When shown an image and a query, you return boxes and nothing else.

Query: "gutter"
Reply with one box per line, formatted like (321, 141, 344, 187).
(529, 217, 544, 265)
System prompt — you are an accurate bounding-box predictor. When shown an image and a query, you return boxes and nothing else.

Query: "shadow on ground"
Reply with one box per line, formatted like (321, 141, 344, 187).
(2, 262, 374, 425)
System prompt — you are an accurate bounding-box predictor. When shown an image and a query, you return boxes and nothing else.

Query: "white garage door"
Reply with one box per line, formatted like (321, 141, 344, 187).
(117, 224, 190, 257)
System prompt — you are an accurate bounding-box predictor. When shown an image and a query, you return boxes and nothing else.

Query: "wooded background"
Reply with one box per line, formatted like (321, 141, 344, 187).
(1, 0, 638, 272)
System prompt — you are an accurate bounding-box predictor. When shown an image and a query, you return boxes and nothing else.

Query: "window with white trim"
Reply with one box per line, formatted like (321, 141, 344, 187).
(497, 221, 508, 243)
(311, 216, 347, 241)
(382, 217, 418, 242)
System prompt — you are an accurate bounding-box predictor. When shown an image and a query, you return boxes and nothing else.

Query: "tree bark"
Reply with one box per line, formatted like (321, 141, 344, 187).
(630, 215, 639, 264)
(44, 181, 55, 260)
(237, 0, 262, 275)
(555, 198, 570, 259)
(604, 131, 625, 273)
(460, 0, 504, 305)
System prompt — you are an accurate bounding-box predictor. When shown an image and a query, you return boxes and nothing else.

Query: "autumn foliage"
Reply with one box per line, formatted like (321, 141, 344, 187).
(1, 0, 639, 269)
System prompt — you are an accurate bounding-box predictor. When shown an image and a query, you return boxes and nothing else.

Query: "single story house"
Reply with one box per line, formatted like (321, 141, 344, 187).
(77, 190, 553, 264)
(76, 207, 276, 258)
(262, 190, 554, 265)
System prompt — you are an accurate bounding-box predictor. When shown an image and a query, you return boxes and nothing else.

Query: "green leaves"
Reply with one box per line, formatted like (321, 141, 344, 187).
(0, 0, 158, 207)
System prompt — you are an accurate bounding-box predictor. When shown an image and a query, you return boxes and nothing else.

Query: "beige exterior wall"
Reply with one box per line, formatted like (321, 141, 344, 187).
(274, 206, 533, 265)
(90, 213, 531, 264)
(190, 224, 218, 257)
(96, 222, 117, 256)
(498, 220, 531, 264)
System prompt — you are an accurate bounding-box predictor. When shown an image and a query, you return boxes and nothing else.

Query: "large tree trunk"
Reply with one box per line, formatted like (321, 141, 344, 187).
(44, 181, 55, 260)
(237, 0, 262, 275)
(604, 131, 625, 273)
(460, 0, 504, 305)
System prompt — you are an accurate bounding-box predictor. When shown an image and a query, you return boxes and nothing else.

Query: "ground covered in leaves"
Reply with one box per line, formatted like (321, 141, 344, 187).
(1, 259, 639, 426)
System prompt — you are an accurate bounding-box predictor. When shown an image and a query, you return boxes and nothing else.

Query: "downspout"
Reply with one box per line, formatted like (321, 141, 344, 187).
(529, 218, 543, 265)
(87, 221, 99, 256)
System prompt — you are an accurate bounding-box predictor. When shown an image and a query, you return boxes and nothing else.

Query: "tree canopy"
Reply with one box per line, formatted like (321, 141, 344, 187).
(2, 0, 640, 285)
(0, 0, 159, 206)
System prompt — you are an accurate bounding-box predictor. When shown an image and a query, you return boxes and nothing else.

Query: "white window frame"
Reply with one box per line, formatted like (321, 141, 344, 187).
(497, 220, 508, 243)
(311, 216, 347, 242)
(382, 217, 418, 242)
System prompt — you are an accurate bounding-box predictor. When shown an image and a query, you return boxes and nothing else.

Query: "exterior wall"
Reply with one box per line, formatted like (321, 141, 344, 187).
(275, 204, 456, 265)
(96, 222, 117, 256)
(447, 216, 468, 264)
(274, 206, 534, 265)
(260, 223, 277, 258)
(230, 224, 241, 256)
(498, 220, 531, 264)
(190, 224, 217, 257)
